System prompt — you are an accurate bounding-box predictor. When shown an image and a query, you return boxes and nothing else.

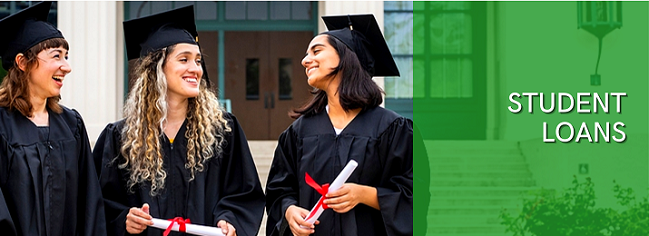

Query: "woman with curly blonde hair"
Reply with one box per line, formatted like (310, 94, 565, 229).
(93, 6, 264, 236)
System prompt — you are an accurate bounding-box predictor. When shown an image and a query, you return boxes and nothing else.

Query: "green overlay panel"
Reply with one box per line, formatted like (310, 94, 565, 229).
(414, 2, 649, 236)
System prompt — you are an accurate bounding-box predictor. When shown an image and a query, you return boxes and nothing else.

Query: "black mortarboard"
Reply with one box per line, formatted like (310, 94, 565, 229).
(322, 14, 400, 77)
(0, 1, 63, 70)
(123, 5, 198, 60)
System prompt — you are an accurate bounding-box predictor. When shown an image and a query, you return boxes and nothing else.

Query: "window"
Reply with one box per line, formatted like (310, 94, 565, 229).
(414, 2, 485, 99)
(384, 1, 414, 118)
(246, 58, 260, 100)
(424, 2, 475, 98)
(278, 58, 292, 100)
(384, 1, 413, 99)
(127, 1, 312, 21)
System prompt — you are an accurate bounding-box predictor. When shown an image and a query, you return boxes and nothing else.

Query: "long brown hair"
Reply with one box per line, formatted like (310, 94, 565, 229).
(0, 38, 69, 117)
(290, 34, 383, 119)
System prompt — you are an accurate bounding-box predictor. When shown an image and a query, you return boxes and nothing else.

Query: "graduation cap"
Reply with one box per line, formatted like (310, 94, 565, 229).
(0, 1, 63, 70)
(124, 5, 212, 88)
(322, 14, 400, 77)
(123, 5, 198, 60)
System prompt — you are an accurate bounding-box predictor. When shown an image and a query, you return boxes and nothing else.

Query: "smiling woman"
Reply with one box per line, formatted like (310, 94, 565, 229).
(93, 5, 265, 236)
(0, 2, 106, 236)
(163, 43, 203, 100)
(266, 14, 415, 236)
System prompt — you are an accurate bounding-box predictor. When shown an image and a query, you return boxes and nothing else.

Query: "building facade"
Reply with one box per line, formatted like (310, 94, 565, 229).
(35, 1, 411, 142)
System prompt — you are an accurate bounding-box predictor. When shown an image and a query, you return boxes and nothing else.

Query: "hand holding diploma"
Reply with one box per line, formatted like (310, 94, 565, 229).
(126, 203, 231, 236)
(323, 182, 380, 213)
(285, 205, 317, 236)
(126, 203, 154, 234)
(304, 160, 359, 224)
(150, 218, 228, 236)
(287, 160, 360, 235)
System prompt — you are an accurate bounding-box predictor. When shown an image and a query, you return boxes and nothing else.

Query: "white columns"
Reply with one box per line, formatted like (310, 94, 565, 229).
(57, 2, 124, 144)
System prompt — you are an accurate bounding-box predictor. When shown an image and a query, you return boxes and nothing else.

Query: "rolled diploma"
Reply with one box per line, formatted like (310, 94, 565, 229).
(151, 218, 225, 236)
(304, 160, 359, 224)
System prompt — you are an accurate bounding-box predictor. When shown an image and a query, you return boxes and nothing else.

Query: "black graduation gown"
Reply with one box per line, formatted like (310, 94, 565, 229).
(93, 113, 265, 236)
(266, 106, 414, 236)
(0, 106, 107, 236)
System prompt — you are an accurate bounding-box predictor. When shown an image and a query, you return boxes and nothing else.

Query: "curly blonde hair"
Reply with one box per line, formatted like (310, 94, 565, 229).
(119, 45, 231, 196)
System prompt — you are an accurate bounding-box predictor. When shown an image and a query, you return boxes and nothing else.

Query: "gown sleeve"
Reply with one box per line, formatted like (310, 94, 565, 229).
(376, 118, 415, 236)
(72, 110, 108, 236)
(212, 114, 265, 236)
(265, 126, 299, 236)
(93, 122, 131, 236)
(0, 134, 16, 236)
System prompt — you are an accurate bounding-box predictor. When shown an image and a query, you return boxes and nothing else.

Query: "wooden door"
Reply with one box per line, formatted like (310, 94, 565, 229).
(225, 31, 313, 140)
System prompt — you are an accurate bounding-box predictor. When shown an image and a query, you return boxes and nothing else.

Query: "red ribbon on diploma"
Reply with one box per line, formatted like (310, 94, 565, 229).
(304, 172, 329, 220)
(164, 217, 191, 236)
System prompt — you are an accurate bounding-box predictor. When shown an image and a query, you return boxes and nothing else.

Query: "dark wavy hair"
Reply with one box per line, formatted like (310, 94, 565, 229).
(0, 38, 69, 117)
(290, 34, 384, 119)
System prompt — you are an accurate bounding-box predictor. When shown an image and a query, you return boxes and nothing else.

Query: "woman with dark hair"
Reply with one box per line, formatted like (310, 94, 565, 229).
(0, 2, 106, 236)
(93, 6, 264, 236)
(265, 14, 415, 236)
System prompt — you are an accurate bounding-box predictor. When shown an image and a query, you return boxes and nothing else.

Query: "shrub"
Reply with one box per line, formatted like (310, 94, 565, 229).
(500, 176, 648, 236)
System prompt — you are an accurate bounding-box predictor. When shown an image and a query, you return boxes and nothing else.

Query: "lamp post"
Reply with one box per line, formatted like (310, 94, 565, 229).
(577, 2, 622, 86)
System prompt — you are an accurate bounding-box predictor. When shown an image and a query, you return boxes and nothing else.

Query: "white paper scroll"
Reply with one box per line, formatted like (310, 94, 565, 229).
(151, 218, 225, 236)
(304, 159, 359, 224)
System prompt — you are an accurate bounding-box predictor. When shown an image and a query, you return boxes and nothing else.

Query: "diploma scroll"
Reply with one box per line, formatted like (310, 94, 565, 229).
(151, 218, 225, 236)
(304, 160, 359, 224)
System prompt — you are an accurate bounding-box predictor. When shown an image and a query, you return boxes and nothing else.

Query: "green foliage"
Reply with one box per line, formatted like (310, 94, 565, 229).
(610, 180, 649, 236)
(500, 176, 649, 236)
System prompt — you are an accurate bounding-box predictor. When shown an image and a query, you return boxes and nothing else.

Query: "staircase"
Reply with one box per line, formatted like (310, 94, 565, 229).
(249, 141, 277, 236)
(249, 140, 538, 236)
(427, 141, 537, 236)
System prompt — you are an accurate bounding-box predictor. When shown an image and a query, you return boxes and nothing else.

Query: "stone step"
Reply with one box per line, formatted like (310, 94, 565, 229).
(429, 206, 520, 216)
(430, 163, 530, 171)
(253, 158, 274, 166)
(426, 140, 519, 148)
(430, 196, 526, 206)
(429, 215, 503, 225)
(427, 224, 507, 234)
(253, 161, 273, 169)
(430, 155, 527, 162)
(431, 178, 536, 187)
(248, 140, 277, 154)
(427, 234, 508, 236)
(258, 212, 267, 236)
(252, 155, 274, 161)
(426, 141, 520, 153)
(430, 171, 532, 178)
(424, 141, 531, 236)
(430, 187, 542, 197)
(429, 149, 521, 156)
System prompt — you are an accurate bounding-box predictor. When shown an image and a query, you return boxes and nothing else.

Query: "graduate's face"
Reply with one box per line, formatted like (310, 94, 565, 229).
(302, 35, 340, 89)
(163, 43, 202, 99)
(27, 46, 71, 99)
